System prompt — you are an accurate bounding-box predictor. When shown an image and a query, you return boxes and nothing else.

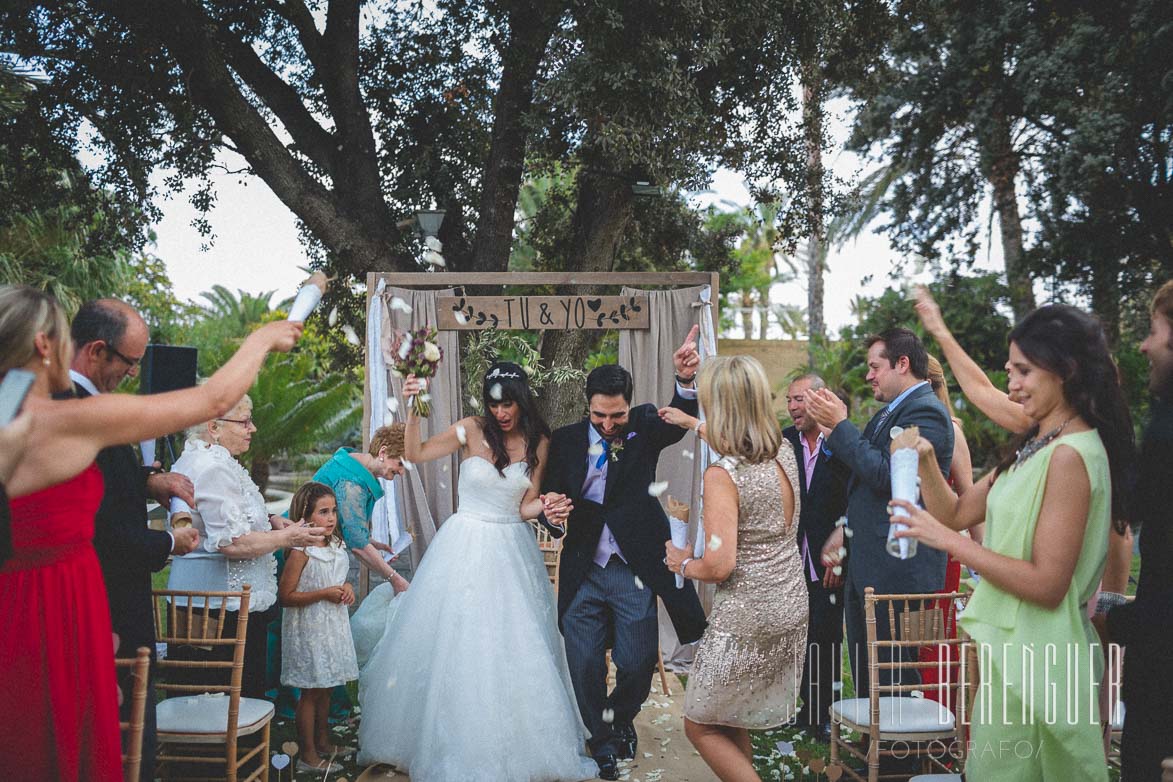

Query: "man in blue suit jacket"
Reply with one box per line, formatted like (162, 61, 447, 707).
(807, 328, 953, 699)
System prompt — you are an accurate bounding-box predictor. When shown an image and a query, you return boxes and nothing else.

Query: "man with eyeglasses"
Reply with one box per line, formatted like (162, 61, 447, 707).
(63, 298, 200, 781)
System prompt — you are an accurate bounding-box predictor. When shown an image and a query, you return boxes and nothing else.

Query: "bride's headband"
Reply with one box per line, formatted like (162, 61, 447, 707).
(484, 363, 525, 382)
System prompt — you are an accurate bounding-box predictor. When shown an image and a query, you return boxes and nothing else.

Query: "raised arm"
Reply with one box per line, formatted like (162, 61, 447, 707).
(401, 375, 475, 464)
(13, 321, 302, 496)
(914, 286, 1030, 433)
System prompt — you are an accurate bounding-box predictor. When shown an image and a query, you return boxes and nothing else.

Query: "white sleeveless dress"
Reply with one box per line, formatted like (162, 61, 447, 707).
(355, 456, 598, 782)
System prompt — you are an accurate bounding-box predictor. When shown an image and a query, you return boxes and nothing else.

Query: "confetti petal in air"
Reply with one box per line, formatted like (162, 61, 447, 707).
(832, 565, 843, 576)
(469, 396, 481, 410)
(681, 450, 694, 460)
(708, 533, 723, 551)
(341, 324, 360, 345)
(423, 249, 446, 267)
(647, 481, 669, 497)
(454, 310, 469, 324)
(844, 526, 854, 538)
(910, 689, 924, 699)
(327, 307, 338, 327)
(832, 681, 844, 692)
(386, 398, 399, 414)
(389, 296, 413, 313)
(633, 575, 645, 590)
(397, 337, 412, 360)
(829, 594, 837, 605)
(838, 546, 847, 558)
(835, 516, 848, 527)
(489, 383, 503, 401)
(402, 459, 415, 471)
(454, 424, 468, 445)
(424, 235, 443, 252)
(587, 442, 605, 458)
(602, 708, 615, 724)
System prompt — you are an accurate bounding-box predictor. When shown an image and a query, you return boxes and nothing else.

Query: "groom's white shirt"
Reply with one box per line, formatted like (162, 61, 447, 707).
(587, 382, 697, 569)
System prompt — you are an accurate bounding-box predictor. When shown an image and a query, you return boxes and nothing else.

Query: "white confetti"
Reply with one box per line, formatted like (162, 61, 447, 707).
(647, 481, 669, 497)
(397, 338, 412, 360)
(419, 392, 432, 403)
(832, 565, 843, 576)
(708, 534, 723, 551)
(832, 680, 844, 692)
(681, 450, 694, 460)
(441, 464, 449, 472)
(602, 708, 615, 724)
(633, 575, 644, 590)
(829, 594, 837, 605)
(910, 689, 924, 699)
(838, 546, 847, 559)
(423, 249, 446, 267)
(643, 753, 653, 759)
(889, 425, 905, 440)
(844, 526, 854, 538)
(327, 306, 338, 327)
(454, 424, 468, 445)
(588, 442, 605, 458)
(424, 235, 443, 252)
(454, 310, 469, 324)
(341, 324, 360, 345)
(389, 296, 412, 313)
(402, 459, 415, 471)
(775, 740, 795, 756)
(835, 516, 848, 527)
(386, 397, 399, 415)
(469, 396, 481, 410)
(489, 383, 503, 401)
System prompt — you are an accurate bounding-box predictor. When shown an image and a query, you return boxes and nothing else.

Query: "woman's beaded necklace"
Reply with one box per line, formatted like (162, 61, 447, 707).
(1014, 416, 1075, 469)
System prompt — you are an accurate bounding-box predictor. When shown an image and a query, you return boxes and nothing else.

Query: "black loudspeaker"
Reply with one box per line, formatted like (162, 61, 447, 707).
(139, 345, 198, 395)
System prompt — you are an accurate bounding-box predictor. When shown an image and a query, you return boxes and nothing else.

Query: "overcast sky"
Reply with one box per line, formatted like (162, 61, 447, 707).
(150, 99, 1006, 336)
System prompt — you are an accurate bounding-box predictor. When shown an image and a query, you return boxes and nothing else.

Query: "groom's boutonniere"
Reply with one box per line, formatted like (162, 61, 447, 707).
(610, 431, 637, 462)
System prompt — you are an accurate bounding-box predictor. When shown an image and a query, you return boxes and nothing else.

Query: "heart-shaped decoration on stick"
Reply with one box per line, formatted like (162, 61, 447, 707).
(271, 752, 291, 770)
(281, 740, 299, 756)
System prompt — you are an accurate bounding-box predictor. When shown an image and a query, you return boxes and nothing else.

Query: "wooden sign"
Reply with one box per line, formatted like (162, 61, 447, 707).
(436, 295, 650, 330)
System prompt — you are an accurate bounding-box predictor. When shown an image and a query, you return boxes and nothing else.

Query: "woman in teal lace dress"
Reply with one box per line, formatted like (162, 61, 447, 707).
(889, 305, 1134, 782)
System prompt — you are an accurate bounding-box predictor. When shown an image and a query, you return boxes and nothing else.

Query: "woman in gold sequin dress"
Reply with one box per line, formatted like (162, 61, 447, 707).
(663, 355, 807, 781)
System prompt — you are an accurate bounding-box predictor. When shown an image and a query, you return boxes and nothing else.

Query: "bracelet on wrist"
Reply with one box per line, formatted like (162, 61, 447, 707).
(675, 373, 696, 385)
(680, 557, 695, 577)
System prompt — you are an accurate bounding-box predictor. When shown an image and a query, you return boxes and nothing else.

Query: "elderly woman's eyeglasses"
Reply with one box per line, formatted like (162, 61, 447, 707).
(217, 417, 255, 427)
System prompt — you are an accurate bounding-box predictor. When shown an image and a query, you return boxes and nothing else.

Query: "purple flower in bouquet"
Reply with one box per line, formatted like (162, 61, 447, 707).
(390, 326, 443, 417)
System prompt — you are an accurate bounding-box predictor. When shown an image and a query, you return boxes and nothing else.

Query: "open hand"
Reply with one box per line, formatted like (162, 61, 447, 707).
(673, 325, 701, 380)
(658, 406, 698, 430)
(889, 498, 957, 553)
(146, 470, 196, 507)
(806, 388, 848, 430)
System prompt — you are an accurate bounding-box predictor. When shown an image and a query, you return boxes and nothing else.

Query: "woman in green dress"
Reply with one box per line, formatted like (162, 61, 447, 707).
(889, 304, 1134, 782)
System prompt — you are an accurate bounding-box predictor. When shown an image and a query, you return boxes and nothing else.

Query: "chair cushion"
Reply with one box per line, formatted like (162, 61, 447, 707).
(831, 696, 955, 734)
(157, 693, 275, 734)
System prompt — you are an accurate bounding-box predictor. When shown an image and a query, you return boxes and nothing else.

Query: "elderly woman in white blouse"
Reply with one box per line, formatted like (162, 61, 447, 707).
(167, 394, 324, 698)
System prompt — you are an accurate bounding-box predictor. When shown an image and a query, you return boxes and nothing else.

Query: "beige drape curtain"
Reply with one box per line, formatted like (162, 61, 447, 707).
(619, 284, 717, 669)
(381, 286, 463, 567)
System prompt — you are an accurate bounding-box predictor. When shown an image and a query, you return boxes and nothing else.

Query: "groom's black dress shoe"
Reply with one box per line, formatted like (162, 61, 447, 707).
(615, 725, 638, 760)
(593, 753, 620, 781)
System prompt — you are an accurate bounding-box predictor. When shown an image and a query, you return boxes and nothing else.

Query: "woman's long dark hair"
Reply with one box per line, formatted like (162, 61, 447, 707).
(480, 361, 550, 477)
(994, 305, 1135, 530)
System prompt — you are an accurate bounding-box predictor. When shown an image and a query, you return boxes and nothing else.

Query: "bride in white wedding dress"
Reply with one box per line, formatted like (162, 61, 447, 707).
(355, 362, 598, 782)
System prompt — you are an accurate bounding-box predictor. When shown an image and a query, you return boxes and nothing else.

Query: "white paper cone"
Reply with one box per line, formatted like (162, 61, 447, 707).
(670, 517, 689, 588)
(287, 284, 322, 322)
(887, 448, 919, 559)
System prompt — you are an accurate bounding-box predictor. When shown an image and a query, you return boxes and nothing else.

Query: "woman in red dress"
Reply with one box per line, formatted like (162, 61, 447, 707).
(0, 285, 302, 780)
(918, 356, 975, 707)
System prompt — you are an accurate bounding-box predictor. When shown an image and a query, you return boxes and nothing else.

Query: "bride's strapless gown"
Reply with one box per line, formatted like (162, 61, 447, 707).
(355, 456, 598, 782)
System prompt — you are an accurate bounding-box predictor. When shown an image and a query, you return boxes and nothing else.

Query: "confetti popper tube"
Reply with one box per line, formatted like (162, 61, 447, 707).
(887, 448, 919, 559)
(169, 497, 193, 529)
(670, 517, 689, 588)
(287, 271, 328, 321)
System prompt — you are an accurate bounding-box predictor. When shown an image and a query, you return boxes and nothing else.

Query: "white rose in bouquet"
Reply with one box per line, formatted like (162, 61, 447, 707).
(423, 341, 442, 362)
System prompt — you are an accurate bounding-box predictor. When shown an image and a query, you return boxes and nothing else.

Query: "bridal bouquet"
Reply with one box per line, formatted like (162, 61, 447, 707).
(391, 326, 444, 417)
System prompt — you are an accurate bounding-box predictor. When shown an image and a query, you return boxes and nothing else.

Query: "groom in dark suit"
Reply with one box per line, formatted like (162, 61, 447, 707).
(807, 327, 953, 701)
(66, 299, 200, 781)
(540, 327, 707, 780)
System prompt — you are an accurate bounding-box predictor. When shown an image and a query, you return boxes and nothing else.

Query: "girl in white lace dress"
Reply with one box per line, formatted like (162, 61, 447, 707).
(279, 481, 360, 774)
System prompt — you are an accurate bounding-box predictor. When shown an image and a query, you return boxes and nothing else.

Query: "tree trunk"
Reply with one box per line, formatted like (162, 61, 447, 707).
(469, 8, 556, 274)
(537, 167, 634, 427)
(758, 305, 769, 340)
(982, 113, 1036, 320)
(1090, 266, 1121, 348)
(739, 302, 754, 339)
(802, 57, 826, 362)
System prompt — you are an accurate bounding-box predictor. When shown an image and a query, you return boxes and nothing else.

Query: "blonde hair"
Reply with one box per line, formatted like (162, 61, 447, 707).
(369, 423, 405, 458)
(697, 355, 782, 463)
(926, 355, 952, 411)
(1152, 279, 1173, 329)
(0, 285, 71, 376)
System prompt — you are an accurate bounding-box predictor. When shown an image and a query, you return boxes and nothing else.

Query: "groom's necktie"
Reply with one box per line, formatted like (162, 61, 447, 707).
(595, 439, 610, 469)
